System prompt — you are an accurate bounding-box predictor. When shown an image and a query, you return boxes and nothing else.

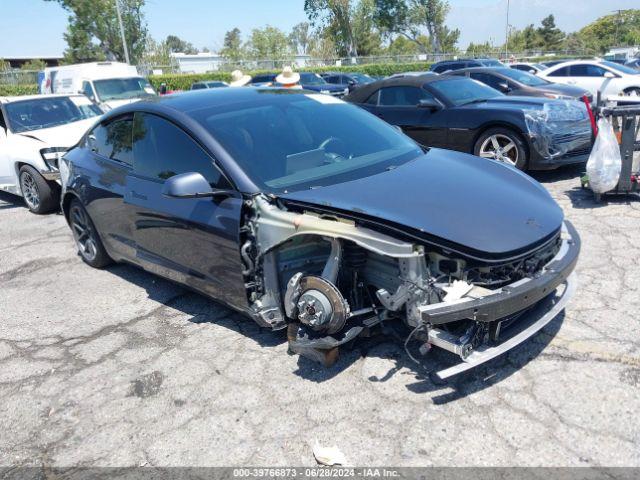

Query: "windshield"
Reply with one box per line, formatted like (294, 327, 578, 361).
(497, 68, 549, 86)
(5, 96, 102, 133)
(93, 77, 156, 102)
(601, 61, 639, 75)
(192, 91, 422, 193)
(428, 78, 503, 106)
(299, 73, 327, 85)
(350, 73, 373, 83)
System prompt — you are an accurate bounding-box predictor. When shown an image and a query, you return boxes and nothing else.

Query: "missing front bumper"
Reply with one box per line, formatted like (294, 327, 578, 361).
(432, 273, 576, 381)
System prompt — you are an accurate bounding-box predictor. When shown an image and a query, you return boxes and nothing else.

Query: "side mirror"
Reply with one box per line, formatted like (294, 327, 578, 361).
(498, 82, 511, 92)
(162, 172, 231, 199)
(417, 98, 441, 110)
(603, 71, 616, 79)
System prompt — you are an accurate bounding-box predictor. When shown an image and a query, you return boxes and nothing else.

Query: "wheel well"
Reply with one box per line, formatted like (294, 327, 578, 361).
(472, 123, 530, 158)
(623, 86, 640, 93)
(61, 192, 80, 223)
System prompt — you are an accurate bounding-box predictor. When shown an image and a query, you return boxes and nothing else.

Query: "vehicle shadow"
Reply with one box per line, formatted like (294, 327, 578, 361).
(104, 262, 287, 349)
(102, 261, 564, 403)
(292, 312, 564, 404)
(565, 184, 640, 209)
(529, 163, 584, 184)
(0, 191, 25, 210)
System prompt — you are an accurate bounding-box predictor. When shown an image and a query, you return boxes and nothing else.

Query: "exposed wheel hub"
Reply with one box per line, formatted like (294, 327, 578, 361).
(288, 275, 350, 334)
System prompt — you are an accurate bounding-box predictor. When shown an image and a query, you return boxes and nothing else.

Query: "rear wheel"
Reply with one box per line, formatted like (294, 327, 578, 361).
(19, 165, 59, 214)
(69, 199, 112, 268)
(474, 128, 527, 170)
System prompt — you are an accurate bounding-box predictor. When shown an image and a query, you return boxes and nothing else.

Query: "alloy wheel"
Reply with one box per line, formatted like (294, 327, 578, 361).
(479, 134, 518, 166)
(20, 171, 41, 210)
(70, 205, 98, 262)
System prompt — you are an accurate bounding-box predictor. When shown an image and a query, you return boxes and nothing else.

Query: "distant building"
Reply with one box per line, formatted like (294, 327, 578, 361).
(171, 52, 224, 73)
(1, 56, 63, 69)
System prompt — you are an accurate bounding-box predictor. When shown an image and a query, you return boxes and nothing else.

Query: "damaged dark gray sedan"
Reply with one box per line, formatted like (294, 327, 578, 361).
(59, 88, 579, 380)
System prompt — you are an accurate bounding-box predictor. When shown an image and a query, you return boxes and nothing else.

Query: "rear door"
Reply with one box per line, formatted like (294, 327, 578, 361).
(126, 112, 246, 306)
(365, 85, 448, 147)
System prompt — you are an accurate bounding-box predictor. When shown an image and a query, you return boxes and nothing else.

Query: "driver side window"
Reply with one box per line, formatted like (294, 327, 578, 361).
(82, 81, 95, 100)
(132, 113, 230, 188)
(379, 86, 434, 107)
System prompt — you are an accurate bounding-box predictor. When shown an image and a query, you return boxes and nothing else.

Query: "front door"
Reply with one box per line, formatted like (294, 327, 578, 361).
(366, 86, 448, 147)
(0, 109, 14, 187)
(126, 112, 247, 307)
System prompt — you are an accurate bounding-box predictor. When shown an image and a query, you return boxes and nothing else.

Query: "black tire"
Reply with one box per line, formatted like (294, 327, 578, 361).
(473, 127, 528, 170)
(68, 198, 113, 268)
(19, 165, 59, 214)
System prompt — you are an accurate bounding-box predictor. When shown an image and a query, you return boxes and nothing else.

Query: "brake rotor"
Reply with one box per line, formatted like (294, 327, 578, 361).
(294, 275, 349, 335)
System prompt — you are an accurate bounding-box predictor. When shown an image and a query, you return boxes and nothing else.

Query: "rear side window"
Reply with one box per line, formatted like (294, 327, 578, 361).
(548, 66, 570, 77)
(379, 86, 433, 106)
(88, 118, 133, 166)
(132, 113, 228, 187)
(570, 64, 607, 77)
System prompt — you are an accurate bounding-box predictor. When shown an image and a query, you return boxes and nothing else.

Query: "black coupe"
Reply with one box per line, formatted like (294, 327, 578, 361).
(345, 73, 593, 170)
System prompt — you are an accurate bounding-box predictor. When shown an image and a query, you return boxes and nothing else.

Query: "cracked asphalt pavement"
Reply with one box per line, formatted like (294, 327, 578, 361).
(1, 166, 639, 467)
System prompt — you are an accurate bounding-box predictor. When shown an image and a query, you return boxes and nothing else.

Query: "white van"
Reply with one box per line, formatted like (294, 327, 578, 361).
(39, 62, 156, 111)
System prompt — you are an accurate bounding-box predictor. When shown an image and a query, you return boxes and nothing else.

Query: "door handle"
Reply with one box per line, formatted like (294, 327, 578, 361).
(131, 191, 147, 200)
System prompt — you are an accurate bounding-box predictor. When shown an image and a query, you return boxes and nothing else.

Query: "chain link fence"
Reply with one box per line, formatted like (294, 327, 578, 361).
(2, 49, 594, 84)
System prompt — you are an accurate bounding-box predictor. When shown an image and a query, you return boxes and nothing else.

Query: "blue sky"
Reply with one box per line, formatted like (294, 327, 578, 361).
(1, 0, 638, 57)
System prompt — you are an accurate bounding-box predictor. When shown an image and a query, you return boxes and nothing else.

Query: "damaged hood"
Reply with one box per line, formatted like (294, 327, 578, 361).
(17, 117, 97, 147)
(280, 148, 564, 258)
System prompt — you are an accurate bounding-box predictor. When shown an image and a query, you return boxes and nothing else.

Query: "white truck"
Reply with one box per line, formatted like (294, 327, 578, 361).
(39, 62, 156, 111)
(0, 94, 102, 213)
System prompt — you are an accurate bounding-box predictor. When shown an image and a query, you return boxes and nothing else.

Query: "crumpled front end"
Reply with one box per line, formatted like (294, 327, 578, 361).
(525, 100, 593, 167)
(240, 195, 580, 379)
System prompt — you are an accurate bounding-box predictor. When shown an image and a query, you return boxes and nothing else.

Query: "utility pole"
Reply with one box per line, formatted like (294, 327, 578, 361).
(505, 0, 510, 59)
(115, 0, 131, 64)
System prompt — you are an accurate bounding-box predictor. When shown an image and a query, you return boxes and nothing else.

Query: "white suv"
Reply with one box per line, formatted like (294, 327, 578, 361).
(0, 94, 101, 213)
(538, 60, 640, 99)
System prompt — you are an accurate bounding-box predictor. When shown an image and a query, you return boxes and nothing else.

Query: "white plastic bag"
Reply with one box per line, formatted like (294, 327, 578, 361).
(586, 118, 622, 194)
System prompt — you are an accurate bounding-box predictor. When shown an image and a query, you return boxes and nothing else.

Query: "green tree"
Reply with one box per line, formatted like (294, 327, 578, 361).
(140, 37, 171, 67)
(508, 24, 540, 51)
(304, 0, 358, 56)
(20, 59, 47, 71)
(164, 35, 197, 54)
(46, 0, 148, 64)
(351, 0, 383, 56)
(573, 10, 640, 53)
(0, 59, 12, 72)
(386, 36, 420, 55)
(220, 27, 244, 61)
(308, 30, 338, 59)
(537, 14, 564, 50)
(374, 0, 456, 53)
(246, 26, 291, 60)
(289, 22, 313, 55)
(466, 41, 492, 56)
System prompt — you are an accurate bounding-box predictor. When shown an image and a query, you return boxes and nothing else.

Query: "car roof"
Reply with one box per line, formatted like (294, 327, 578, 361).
(345, 73, 461, 102)
(0, 93, 85, 104)
(450, 67, 512, 75)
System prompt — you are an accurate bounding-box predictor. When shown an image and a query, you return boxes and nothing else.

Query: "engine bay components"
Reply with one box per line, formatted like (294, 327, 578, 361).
(240, 194, 579, 376)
